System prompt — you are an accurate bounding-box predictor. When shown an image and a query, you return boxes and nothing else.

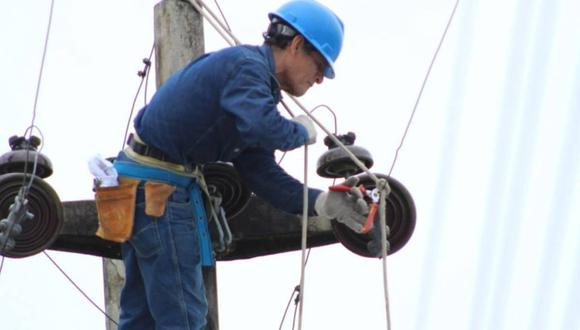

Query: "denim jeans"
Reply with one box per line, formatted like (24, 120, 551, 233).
(118, 183, 208, 330)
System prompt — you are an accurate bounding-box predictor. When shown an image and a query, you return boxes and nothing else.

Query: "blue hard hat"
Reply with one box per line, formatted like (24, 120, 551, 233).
(269, 0, 344, 79)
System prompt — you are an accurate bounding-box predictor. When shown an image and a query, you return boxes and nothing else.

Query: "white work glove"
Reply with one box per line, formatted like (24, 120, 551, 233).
(314, 177, 369, 233)
(292, 114, 317, 145)
(88, 154, 118, 187)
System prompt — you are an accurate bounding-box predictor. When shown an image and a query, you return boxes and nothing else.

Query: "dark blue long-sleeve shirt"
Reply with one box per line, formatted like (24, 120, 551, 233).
(133, 44, 321, 214)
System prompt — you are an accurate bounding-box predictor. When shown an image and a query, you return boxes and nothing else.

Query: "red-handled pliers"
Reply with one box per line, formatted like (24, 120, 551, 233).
(328, 184, 379, 234)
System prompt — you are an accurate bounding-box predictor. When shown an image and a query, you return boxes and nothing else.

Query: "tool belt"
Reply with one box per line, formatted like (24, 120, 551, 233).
(112, 160, 215, 266)
(94, 133, 216, 266)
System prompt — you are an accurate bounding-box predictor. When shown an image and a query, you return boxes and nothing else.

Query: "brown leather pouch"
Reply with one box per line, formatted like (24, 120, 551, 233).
(144, 181, 176, 217)
(95, 177, 139, 242)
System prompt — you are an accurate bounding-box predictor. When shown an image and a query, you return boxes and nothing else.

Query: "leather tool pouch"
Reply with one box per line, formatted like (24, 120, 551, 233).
(95, 177, 139, 242)
(144, 181, 176, 217)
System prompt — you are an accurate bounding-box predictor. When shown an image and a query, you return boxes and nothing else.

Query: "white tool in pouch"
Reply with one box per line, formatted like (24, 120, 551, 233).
(88, 154, 119, 188)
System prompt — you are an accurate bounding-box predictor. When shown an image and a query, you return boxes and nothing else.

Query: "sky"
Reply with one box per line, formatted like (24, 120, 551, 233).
(1, 0, 579, 329)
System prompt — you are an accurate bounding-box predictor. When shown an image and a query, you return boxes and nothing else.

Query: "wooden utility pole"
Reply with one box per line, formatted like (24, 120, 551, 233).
(103, 1, 219, 329)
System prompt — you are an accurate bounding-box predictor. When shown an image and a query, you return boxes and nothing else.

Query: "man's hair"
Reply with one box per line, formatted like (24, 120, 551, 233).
(263, 18, 317, 53)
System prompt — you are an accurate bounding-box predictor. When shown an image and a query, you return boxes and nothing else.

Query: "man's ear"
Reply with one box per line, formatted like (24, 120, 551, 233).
(290, 35, 304, 52)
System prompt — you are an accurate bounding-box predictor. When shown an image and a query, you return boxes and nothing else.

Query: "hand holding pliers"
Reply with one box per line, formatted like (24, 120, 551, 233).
(328, 183, 379, 234)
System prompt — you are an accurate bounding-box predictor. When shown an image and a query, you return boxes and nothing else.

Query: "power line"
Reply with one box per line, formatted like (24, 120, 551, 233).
(122, 44, 155, 151)
(388, 0, 460, 177)
(44, 252, 118, 326)
(28, 0, 55, 134)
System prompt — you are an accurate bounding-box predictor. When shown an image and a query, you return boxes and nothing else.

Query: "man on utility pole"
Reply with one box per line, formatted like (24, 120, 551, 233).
(98, 1, 369, 329)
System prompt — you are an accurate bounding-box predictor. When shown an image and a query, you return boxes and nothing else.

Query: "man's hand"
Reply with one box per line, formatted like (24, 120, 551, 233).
(292, 114, 317, 145)
(315, 176, 369, 233)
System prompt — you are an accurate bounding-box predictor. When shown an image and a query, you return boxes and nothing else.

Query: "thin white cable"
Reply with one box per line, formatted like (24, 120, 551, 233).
(22, 126, 45, 193)
(1, 0, 54, 268)
(388, 0, 460, 177)
(280, 98, 297, 118)
(212, 0, 233, 32)
(29, 0, 55, 132)
(188, 0, 239, 46)
(379, 180, 392, 329)
(19, 0, 55, 199)
(281, 99, 383, 186)
(297, 145, 309, 330)
(200, 0, 238, 42)
(310, 104, 338, 135)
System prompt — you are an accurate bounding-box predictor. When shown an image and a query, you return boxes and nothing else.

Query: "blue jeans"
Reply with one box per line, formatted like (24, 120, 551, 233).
(118, 183, 208, 330)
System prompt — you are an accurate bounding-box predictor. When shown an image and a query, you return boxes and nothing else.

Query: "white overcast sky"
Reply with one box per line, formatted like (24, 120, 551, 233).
(1, 0, 579, 329)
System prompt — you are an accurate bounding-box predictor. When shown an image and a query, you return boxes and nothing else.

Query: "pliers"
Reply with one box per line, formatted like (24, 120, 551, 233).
(329, 183, 384, 257)
(328, 183, 379, 234)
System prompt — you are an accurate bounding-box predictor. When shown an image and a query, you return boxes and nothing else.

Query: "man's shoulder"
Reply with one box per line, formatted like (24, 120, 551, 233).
(212, 44, 265, 64)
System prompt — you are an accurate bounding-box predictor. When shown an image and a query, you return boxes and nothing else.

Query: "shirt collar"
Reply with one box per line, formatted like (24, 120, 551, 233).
(259, 44, 276, 74)
(259, 44, 282, 103)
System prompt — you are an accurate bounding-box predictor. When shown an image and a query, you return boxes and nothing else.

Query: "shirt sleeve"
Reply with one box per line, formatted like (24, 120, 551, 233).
(220, 59, 309, 152)
(233, 147, 322, 215)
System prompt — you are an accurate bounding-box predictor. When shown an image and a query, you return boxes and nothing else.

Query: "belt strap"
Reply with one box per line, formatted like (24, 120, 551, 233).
(114, 160, 215, 266)
(125, 133, 193, 173)
(127, 133, 177, 163)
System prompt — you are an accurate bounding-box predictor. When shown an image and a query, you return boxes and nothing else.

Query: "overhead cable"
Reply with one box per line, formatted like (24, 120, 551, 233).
(44, 252, 118, 326)
(388, 0, 461, 177)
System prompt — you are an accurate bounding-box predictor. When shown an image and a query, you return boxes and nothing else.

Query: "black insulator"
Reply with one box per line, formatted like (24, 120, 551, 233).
(0, 135, 53, 178)
(317, 132, 373, 178)
(323, 131, 356, 149)
(0, 173, 63, 258)
(331, 173, 416, 257)
(202, 162, 250, 219)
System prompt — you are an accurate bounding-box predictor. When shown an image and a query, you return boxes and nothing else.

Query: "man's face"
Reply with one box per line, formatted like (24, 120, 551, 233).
(280, 37, 326, 97)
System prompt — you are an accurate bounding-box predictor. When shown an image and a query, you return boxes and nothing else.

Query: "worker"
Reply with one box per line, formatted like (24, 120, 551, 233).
(105, 1, 369, 329)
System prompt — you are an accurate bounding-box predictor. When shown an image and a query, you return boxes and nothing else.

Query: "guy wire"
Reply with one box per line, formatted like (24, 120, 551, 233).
(388, 0, 461, 177)
(44, 252, 118, 326)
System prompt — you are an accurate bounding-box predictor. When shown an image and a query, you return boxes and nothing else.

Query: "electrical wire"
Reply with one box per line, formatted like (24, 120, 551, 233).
(296, 145, 309, 330)
(0, 256, 5, 276)
(0, 127, 44, 261)
(279, 249, 311, 330)
(292, 299, 299, 330)
(379, 183, 392, 328)
(143, 45, 155, 108)
(188, 0, 239, 46)
(310, 104, 338, 135)
(19, 0, 55, 195)
(277, 104, 338, 166)
(279, 285, 300, 330)
(212, 0, 232, 32)
(279, 97, 297, 118)
(282, 98, 382, 185)
(121, 44, 155, 151)
(29, 0, 54, 135)
(3, 1, 119, 326)
(43, 252, 119, 326)
(388, 0, 461, 177)
(21, 126, 45, 193)
(1, 0, 54, 270)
